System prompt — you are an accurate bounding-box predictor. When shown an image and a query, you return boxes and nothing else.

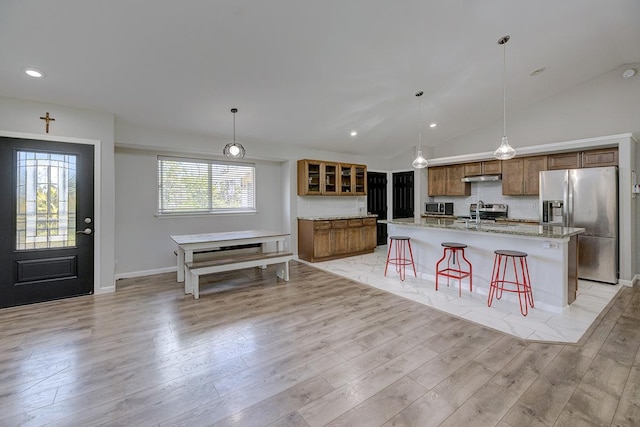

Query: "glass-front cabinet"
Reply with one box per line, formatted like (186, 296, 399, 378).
(323, 162, 338, 195)
(297, 159, 367, 196)
(340, 164, 352, 194)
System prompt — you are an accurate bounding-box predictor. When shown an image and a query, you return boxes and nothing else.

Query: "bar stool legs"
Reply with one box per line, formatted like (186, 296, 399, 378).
(488, 250, 534, 316)
(384, 236, 416, 281)
(435, 242, 472, 297)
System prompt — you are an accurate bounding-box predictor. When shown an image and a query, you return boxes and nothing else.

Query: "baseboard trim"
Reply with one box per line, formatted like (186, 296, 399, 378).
(115, 266, 176, 281)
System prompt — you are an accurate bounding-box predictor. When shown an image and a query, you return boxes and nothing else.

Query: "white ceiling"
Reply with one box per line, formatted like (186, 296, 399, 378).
(1, 1, 639, 158)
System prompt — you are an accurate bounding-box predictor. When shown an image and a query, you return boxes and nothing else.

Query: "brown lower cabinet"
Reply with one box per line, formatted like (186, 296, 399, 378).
(298, 217, 377, 262)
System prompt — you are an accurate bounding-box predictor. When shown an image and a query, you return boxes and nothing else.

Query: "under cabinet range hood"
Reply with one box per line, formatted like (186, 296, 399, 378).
(460, 174, 502, 182)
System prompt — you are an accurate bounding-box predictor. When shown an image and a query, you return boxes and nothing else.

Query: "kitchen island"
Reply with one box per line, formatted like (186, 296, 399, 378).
(381, 217, 585, 313)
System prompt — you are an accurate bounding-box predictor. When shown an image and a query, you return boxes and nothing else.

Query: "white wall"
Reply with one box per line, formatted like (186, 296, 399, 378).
(114, 120, 389, 277)
(433, 63, 640, 158)
(0, 96, 116, 294)
(114, 147, 285, 275)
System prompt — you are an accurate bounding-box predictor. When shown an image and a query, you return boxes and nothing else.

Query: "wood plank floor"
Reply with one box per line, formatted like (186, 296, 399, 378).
(0, 261, 639, 426)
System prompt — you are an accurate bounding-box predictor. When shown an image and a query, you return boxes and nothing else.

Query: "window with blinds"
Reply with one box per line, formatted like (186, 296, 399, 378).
(158, 156, 256, 215)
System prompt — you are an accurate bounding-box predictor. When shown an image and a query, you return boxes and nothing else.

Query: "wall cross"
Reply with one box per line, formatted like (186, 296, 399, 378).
(39, 112, 56, 133)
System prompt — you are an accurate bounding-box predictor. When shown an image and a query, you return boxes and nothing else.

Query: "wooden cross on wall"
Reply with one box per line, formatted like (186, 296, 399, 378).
(40, 112, 55, 133)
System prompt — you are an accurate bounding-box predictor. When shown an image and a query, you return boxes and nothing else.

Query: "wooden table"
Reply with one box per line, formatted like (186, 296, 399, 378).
(170, 230, 290, 282)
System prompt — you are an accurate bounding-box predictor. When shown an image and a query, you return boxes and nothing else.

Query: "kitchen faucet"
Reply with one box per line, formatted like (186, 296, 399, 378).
(476, 200, 484, 224)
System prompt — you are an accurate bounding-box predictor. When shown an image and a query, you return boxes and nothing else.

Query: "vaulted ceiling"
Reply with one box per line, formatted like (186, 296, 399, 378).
(1, 1, 639, 157)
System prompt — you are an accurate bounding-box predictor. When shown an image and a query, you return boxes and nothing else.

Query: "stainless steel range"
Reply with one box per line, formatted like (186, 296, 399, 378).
(469, 203, 508, 220)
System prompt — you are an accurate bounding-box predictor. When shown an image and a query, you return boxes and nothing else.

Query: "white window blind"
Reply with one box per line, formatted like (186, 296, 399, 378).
(158, 156, 255, 215)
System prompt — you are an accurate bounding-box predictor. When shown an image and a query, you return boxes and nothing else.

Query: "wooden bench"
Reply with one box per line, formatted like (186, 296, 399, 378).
(184, 251, 293, 299)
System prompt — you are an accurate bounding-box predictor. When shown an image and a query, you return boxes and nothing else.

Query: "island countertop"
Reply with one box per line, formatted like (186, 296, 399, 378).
(381, 217, 584, 239)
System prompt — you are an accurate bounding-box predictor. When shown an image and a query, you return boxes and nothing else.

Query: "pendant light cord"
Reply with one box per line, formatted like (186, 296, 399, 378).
(418, 95, 422, 151)
(502, 40, 507, 138)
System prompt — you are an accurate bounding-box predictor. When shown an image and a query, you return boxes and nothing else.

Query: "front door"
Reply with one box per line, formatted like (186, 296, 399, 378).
(392, 171, 414, 219)
(0, 136, 94, 308)
(367, 171, 388, 246)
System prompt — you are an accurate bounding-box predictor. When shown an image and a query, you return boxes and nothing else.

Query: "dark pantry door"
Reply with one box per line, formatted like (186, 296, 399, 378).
(366, 171, 388, 246)
(0, 136, 94, 308)
(392, 171, 414, 219)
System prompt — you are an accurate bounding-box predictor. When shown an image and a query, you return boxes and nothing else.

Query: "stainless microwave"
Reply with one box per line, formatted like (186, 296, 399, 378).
(425, 202, 453, 215)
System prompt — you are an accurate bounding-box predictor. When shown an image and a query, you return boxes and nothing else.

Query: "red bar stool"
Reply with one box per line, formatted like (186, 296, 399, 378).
(435, 242, 472, 297)
(488, 250, 534, 316)
(384, 236, 416, 281)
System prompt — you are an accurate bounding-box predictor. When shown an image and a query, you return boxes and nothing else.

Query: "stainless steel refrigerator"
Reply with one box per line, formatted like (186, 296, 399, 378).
(539, 166, 618, 284)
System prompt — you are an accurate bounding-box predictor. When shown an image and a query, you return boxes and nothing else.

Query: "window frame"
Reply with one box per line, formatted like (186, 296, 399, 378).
(157, 155, 257, 217)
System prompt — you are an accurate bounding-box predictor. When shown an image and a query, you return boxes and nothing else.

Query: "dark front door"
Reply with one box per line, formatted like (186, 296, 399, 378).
(0, 137, 94, 308)
(367, 171, 387, 246)
(392, 171, 414, 219)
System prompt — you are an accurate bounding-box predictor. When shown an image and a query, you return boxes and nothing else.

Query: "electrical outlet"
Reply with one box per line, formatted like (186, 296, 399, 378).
(543, 241, 558, 249)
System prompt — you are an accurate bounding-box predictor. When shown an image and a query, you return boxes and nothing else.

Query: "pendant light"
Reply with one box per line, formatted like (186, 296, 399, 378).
(412, 91, 428, 169)
(493, 35, 516, 160)
(223, 108, 245, 159)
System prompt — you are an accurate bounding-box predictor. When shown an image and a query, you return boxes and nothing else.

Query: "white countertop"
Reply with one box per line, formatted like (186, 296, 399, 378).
(381, 217, 584, 239)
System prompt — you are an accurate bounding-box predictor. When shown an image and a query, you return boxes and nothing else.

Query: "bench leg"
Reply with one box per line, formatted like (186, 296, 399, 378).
(192, 272, 200, 299)
(184, 269, 192, 295)
(279, 260, 289, 281)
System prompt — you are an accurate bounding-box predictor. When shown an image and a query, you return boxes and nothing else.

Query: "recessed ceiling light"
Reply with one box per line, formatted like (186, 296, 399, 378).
(24, 67, 45, 78)
(350, 131, 357, 137)
(530, 67, 546, 76)
(622, 68, 636, 79)
(429, 123, 437, 128)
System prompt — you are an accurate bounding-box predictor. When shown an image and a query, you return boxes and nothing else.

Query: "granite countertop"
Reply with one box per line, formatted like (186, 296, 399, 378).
(421, 214, 539, 223)
(298, 214, 378, 221)
(381, 217, 584, 239)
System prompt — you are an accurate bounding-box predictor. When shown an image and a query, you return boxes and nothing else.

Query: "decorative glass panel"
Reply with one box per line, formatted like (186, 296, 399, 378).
(16, 151, 76, 250)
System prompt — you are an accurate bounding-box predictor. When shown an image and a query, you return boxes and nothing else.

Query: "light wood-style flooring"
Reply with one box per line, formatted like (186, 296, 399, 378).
(1, 261, 639, 426)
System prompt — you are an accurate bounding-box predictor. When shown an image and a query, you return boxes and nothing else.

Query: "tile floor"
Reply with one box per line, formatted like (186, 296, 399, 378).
(300, 246, 622, 343)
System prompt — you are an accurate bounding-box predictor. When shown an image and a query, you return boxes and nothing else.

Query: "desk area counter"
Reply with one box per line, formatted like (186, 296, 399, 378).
(381, 218, 584, 312)
(382, 217, 584, 239)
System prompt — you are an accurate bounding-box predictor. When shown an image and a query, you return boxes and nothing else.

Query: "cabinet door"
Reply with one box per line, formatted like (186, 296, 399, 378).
(339, 164, 353, 195)
(581, 148, 618, 168)
(323, 162, 339, 195)
(548, 152, 580, 170)
(522, 156, 547, 195)
(428, 166, 447, 196)
(482, 160, 502, 174)
(501, 159, 524, 195)
(464, 162, 482, 176)
(347, 219, 363, 253)
(362, 224, 377, 250)
(353, 165, 367, 195)
(297, 159, 323, 195)
(446, 164, 470, 196)
(331, 220, 349, 254)
(313, 229, 332, 258)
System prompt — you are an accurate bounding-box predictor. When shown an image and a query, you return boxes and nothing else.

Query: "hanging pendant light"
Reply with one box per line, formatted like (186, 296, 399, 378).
(493, 35, 516, 160)
(412, 91, 428, 169)
(223, 108, 245, 159)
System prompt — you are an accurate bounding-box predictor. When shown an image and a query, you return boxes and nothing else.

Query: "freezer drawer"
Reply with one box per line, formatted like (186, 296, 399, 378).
(578, 235, 617, 284)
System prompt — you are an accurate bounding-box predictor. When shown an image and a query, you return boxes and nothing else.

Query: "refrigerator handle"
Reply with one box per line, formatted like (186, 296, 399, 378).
(565, 171, 572, 227)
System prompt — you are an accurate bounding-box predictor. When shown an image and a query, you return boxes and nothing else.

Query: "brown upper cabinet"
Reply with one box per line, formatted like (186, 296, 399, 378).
(547, 152, 581, 170)
(298, 159, 367, 196)
(581, 147, 618, 168)
(428, 164, 471, 196)
(502, 156, 547, 196)
(463, 160, 502, 176)
(547, 147, 618, 170)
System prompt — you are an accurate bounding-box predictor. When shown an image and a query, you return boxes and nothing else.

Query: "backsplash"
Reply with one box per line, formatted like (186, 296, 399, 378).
(431, 181, 539, 220)
(297, 196, 367, 218)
